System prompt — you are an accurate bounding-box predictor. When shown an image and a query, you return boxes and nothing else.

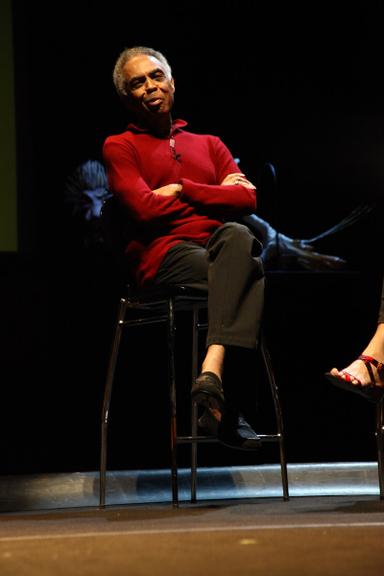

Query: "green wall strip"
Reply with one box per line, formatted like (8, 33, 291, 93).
(0, 0, 17, 251)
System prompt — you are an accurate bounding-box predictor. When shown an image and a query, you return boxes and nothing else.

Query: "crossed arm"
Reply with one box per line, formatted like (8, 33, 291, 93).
(152, 172, 256, 197)
(153, 175, 345, 270)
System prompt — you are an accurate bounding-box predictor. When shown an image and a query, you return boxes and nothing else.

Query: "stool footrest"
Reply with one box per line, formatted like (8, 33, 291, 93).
(177, 435, 218, 444)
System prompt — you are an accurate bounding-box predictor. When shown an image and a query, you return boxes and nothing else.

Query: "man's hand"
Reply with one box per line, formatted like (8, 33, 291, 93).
(220, 173, 256, 190)
(152, 183, 182, 197)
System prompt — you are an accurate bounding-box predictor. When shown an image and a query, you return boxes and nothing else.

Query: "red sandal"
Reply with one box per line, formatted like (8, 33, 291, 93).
(325, 355, 384, 403)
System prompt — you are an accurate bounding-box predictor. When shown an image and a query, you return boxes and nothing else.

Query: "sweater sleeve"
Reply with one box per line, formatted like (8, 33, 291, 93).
(103, 137, 189, 225)
(179, 136, 257, 216)
(180, 179, 257, 215)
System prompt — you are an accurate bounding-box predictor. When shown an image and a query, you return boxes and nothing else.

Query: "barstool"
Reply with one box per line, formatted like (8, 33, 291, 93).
(99, 284, 289, 507)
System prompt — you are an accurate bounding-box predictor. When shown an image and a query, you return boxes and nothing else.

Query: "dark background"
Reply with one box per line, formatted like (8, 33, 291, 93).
(1, 0, 383, 475)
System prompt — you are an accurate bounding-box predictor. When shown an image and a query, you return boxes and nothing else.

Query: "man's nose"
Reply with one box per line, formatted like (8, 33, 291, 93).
(144, 77, 157, 91)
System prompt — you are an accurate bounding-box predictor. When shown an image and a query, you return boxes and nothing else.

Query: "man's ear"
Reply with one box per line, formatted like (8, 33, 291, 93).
(170, 77, 175, 93)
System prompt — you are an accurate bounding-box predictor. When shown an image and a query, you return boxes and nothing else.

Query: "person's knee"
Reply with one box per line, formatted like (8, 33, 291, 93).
(222, 222, 263, 257)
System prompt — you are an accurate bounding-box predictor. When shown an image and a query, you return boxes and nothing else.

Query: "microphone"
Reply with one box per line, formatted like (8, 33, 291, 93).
(170, 137, 181, 162)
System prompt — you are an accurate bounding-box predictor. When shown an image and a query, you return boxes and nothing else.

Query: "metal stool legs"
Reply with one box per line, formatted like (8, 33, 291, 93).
(188, 325, 289, 504)
(99, 296, 289, 507)
(260, 335, 289, 500)
(167, 297, 179, 507)
(100, 297, 128, 508)
(99, 294, 205, 509)
(376, 399, 384, 499)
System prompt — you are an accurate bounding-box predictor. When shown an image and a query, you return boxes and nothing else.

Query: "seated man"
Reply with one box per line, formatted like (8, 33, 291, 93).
(103, 46, 266, 450)
(64, 158, 353, 270)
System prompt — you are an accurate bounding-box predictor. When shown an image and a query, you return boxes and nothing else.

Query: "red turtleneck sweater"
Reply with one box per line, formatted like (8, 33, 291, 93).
(103, 120, 257, 286)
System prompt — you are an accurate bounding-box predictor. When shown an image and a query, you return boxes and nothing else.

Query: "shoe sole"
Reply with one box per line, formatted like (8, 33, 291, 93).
(325, 373, 384, 403)
(217, 436, 262, 451)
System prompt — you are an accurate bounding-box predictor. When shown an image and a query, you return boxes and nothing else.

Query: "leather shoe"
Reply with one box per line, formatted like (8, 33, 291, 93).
(198, 408, 261, 451)
(197, 408, 219, 436)
(191, 371, 225, 415)
(218, 411, 261, 451)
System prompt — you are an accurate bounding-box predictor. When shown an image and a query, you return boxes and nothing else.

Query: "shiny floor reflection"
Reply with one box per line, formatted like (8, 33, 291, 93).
(0, 462, 381, 513)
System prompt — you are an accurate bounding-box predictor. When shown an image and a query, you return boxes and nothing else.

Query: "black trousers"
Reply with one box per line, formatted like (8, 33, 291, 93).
(154, 222, 265, 349)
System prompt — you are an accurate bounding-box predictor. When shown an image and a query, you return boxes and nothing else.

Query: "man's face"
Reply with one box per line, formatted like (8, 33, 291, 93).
(122, 54, 175, 118)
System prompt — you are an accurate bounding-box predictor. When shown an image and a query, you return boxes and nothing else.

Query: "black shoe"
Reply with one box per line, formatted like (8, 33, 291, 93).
(217, 412, 261, 451)
(197, 408, 219, 436)
(197, 407, 261, 451)
(191, 371, 225, 414)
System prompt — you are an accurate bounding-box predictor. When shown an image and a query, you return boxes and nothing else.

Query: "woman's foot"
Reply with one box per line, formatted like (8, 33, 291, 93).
(329, 355, 384, 388)
(326, 355, 384, 402)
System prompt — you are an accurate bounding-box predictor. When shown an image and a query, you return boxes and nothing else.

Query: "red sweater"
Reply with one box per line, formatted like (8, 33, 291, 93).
(103, 120, 257, 286)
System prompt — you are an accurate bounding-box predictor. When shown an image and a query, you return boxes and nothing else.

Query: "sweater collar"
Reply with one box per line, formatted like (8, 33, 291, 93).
(127, 118, 187, 136)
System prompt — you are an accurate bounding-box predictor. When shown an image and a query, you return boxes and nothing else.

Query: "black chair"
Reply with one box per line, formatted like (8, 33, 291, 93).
(99, 197, 289, 507)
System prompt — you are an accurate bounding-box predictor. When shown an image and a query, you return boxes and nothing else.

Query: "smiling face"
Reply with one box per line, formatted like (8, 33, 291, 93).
(122, 54, 175, 121)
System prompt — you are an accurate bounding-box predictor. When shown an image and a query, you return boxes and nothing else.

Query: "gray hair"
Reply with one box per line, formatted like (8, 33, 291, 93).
(113, 46, 172, 99)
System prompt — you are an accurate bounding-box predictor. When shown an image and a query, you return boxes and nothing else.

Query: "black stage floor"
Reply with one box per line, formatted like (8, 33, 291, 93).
(1, 463, 384, 576)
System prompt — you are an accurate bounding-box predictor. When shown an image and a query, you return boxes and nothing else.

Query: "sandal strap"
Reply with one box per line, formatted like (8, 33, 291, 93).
(358, 355, 384, 384)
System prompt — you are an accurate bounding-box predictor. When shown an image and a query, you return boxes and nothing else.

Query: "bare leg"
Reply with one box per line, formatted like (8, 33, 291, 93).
(200, 344, 225, 421)
(201, 344, 225, 381)
(330, 323, 384, 387)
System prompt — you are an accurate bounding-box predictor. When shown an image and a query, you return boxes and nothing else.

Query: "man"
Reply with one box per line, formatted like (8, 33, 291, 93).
(103, 46, 267, 450)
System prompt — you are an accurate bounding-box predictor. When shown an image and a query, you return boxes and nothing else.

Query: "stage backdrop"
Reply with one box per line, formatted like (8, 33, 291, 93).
(1, 0, 382, 476)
